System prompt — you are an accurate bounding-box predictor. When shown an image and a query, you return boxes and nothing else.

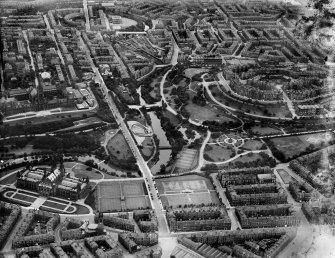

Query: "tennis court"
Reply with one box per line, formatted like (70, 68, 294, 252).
(95, 180, 149, 212)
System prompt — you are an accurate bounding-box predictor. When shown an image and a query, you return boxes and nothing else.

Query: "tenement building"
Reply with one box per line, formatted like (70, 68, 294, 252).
(302, 202, 335, 225)
(12, 210, 60, 248)
(133, 209, 158, 233)
(0, 201, 21, 249)
(84, 235, 123, 258)
(288, 181, 313, 202)
(235, 204, 301, 229)
(218, 167, 276, 187)
(166, 206, 231, 232)
(118, 232, 158, 254)
(226, 182, 287, 206)
(179, 227, 297, 258)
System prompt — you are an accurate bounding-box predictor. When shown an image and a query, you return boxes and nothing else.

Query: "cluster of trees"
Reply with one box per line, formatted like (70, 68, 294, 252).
(155, 110, 186, 157)
(109, 91, 129, 117)
(265, 136, 335, 163)
(227, 152, 276, 169)
(32, 133, 100, 154)
(13, 6, 37, 15)
(0, 118, 79, 137)
(140, 66, 171, 104)
(192, 88, 206, 106)
(171, 86, 189, 109)
(108, 154, 139, 171)
(104, 76, 139, 105)
(90, 83, 115, 123)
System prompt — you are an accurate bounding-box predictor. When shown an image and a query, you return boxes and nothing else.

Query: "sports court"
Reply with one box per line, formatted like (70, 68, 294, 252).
(174, 148, 198, 171)
(156, 175, 220, 208)
(95, 180, 150, 212)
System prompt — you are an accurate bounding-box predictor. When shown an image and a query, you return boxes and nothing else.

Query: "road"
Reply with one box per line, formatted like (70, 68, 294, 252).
(83, 0, 91, 31)
(22, 31, 39, 88)
(89, 58, 170, 236)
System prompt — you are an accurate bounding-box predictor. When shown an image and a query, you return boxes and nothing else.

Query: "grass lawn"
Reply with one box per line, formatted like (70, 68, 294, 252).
(184, 103, 235, 123)
(163, 110, 181, 126)
(73, 204, 90, 214)
(64, 162, 77, 169)
(250, 125, 282, 136)
(0, 173, 18, 185)
(107, 132, 134, 160)
(12, 193, 36, 203)
(204, 144, 235, 162)
(268, 132, 334, 160)
(277, 169, 296, 184)
(72, 163, 103, 180)
(268, 136, 307, 160)
(230, 152, 264, 164)
(141, 137, 154, 160)
(42, 200, 67, 210)
(184, 68, 209, 79)
(189, 81, 202, 92)
(242, 140, 265, 151)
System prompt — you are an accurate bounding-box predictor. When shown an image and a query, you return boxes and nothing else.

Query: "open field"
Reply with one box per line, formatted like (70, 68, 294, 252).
(71, 163, 103, 180)
(95, 180, 150, 212)
(107, 132, 134, 160)
(184, 103, 236, 123)
(242, 140, 265, 151)
(183, 68, 209, 79)
(0, 173, 18, 185)
(228, 152, 265, 165)
(268, 132, 334, 160)
(250, 125, 282, 135)
(204, 144, 235, 162)
(156, 175, 220, 208)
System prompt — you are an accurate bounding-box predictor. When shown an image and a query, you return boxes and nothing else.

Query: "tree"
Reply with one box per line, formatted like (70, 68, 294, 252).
(159, 164, 166, 174)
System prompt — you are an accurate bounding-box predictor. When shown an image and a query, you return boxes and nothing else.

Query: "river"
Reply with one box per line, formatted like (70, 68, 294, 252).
(136, 86, 172, 174)
(148, 112, 172, 174)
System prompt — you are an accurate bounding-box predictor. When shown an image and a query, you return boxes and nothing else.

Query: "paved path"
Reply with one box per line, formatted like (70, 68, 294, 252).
(193, 130, 211, 171)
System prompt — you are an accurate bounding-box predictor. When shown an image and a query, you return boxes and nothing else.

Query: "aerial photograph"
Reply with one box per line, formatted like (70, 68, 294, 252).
(0, 0, 334, 257)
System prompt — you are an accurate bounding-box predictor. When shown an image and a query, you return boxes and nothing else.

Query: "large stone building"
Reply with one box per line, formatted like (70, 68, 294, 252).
(16, 164, 89, 201)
